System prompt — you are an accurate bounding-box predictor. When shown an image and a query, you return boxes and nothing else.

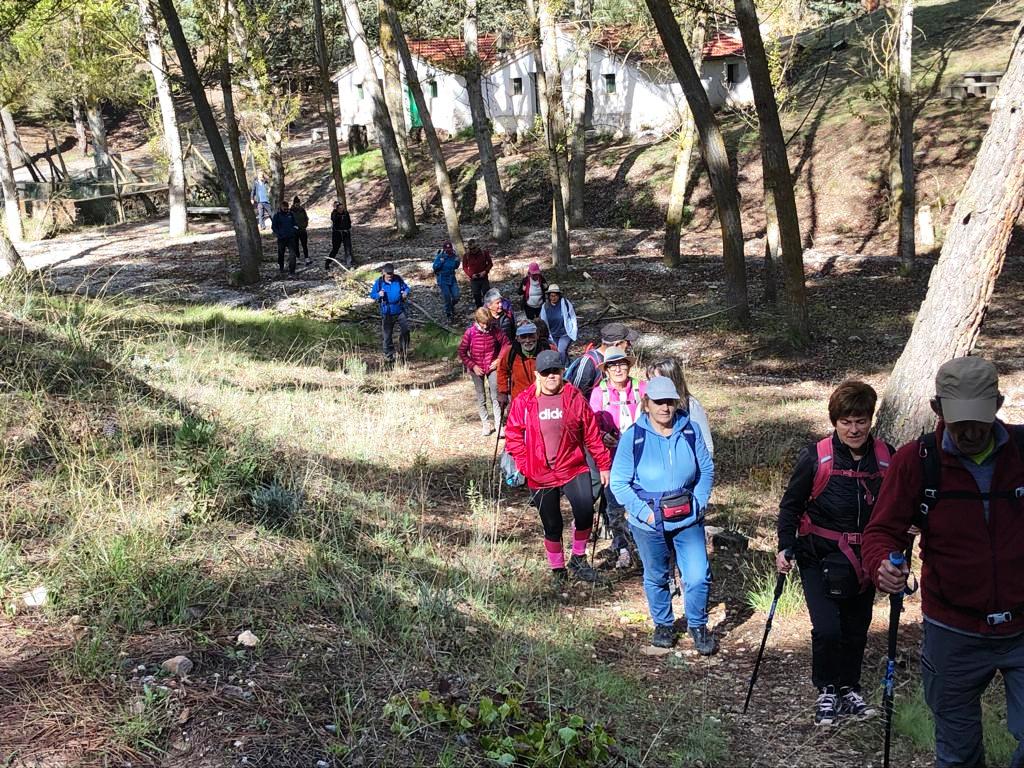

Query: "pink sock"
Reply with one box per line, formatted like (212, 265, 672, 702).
(544, 538, 565, 569)
(572, 528, 590, 557)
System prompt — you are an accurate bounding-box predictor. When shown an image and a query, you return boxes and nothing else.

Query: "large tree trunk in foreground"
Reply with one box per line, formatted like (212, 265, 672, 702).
(156, 0, 262, 284)
(340, 0, 416, 237)
(385, 2, 464, 255)
(568, 0, 591, 228)
(0, 115, 24, 243)
(0, 229, 25, 277)
(85, 101, 113, 180)
(72, 100, 88, 156)
(527, 0, 570, 272)
(378, 0, 410, 174)
(896, 0, 916, 269)
(876, 24, 1024, 445)
(734, 0, 808, 344)
(138, 0, 187, 236)
(463, 0, 510, 241)
(645, 0, 748, 324)
(313, 0, 347, 206)
(664, 21, 705, 267)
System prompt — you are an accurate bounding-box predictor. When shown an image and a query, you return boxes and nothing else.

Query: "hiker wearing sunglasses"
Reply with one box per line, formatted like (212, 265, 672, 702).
(589, 347, 645, 569)
(610, 376, 716, 653)
(504, 350, 611, 586)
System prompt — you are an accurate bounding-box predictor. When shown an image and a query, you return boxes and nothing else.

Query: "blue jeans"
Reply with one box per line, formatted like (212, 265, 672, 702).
(630, 521, 711, 629)
(922, 621, 1024, 767)
(554, 335, 571, 365)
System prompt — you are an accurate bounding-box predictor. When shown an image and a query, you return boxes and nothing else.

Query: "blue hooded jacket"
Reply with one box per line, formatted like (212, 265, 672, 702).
(369, 275, 410, 316)
(432, 251, 461, 300)
(610, 411, 714, 532)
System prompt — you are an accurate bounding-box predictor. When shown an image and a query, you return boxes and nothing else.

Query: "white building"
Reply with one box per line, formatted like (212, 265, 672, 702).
(332, 28, 752, 142)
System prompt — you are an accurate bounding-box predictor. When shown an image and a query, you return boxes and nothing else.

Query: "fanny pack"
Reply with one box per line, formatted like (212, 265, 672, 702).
(821, 550, 861, 599)
(660, 491, 693, 521)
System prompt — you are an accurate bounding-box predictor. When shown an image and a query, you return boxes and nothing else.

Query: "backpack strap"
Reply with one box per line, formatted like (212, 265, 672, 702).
(809, 437, 834, 501)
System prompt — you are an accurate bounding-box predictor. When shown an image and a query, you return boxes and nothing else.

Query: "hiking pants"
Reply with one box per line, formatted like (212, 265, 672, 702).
(297, 229, 309, 259)
(630, 521, 711, 629)
(532, 472, 595, 547)
(255, 201, 271, 228)
(470, 370, 500, 429)
(328, 230, 353, 268)
(554, 335, 572, 365)
(470, 276, 490, 308)
(524, 303, 542, 321)
(922, 621, 1024, 768)
(277, 237, 298, 273)
(381, 312, 410, 362)
(800, 562, 874, 691)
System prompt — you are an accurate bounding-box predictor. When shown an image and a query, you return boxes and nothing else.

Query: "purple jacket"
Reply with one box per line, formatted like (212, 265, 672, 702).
(458, 323, 502, 371)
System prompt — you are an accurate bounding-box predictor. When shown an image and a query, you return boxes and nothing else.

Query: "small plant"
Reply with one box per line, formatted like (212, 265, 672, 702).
(114, 684, 173, 753)
(175, 416, 217, 450)
(744, 559, 804, 617)
(251, 480, 301, 526)
(670, 715, 729, 767)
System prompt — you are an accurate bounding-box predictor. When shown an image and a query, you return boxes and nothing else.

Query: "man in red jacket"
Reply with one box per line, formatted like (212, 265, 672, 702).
(863, 356, 1024, 768)
(462, 239, 493, 308)
(505, 350, 611, 586)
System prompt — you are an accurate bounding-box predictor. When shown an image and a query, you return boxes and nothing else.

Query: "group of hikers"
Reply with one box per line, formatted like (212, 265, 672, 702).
(250, 174, 355, 275)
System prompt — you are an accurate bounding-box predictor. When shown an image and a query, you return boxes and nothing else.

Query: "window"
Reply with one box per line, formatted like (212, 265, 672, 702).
(512, 77, 523, 96)
(429, 80, 438, 98)
(604, 73, 616, 95)
(356, 83, 364, 100)
(726, 63, 739, 87)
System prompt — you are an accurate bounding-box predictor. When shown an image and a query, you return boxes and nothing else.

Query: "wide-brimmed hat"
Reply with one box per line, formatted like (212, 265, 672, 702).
(600, 347, 633, 367)
(935, 356, 1000, 423)
(646, 376, 680, 401)
(547, 284, 562, 294)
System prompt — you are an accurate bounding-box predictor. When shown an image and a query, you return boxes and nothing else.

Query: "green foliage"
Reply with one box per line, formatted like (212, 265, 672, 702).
(114, 684, 173, 753)
(341, 149, 387, 180)
(669, 716, 729, 767)
(744, 560, 804, 617)
(413, 322, 459, 360)
(385, 687, 616, 767)
(250, 480, 302, 526)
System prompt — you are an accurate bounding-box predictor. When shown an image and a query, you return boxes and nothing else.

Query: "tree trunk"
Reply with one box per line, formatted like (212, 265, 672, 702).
(0, 228, 25, 277)
(219, 55, 250, 199)
(763, 172, 779, 303)
(734, 0, 808, 344)
(875, 24, 1024, 445)
(645, 0, 748, 324)
(312, 0, 347, 206)
(85, 101, 113, 180)
(663, 21, 705, 267)
(1, 108, 40, 182)
(155, 0, 262, 284)
(897, 0, 915, 269)
(138, 0, 187, 236)
(378, 0, 410, 174)
(463, 0, 510, 241)
(72, 99, 89, 156)
(0, 114, 24, 243)
(527, 0, 570, 271)
(537, 0, 571, 234)
(340, 0, 416, 237)
(385, 1, 464, 254)
(567, 0, 591, 228)
(266, 125, 284, 207)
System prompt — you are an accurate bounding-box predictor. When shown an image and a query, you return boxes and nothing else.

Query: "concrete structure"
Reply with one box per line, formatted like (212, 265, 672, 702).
(332, 27, 752, 142)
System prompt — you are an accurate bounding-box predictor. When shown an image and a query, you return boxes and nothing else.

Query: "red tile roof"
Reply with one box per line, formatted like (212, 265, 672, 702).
(407, 36, 501, 70)
(703, 32, 744, 58)
(586, 26, 744, 64)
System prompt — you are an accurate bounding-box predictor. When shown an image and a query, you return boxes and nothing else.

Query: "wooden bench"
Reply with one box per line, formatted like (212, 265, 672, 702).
(187, 206, 230, 218)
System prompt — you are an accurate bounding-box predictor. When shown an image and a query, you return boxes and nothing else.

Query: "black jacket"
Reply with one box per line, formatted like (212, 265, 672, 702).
(292, 204, 309, 230)
(332, 208, 352, 231)
(777, 433, 893, 564)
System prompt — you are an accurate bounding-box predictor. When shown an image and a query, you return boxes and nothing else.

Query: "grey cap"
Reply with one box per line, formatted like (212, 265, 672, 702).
(601, 322, 640, 344)
(600, 347, 633, 366)
(516, 322, 538, 336)
(646, 376, 680, 401)
(935, 356, 1000, 423)
(536, 349, 564, 372)
(483, 288, 503, 304)
(381, 262, 395, 274)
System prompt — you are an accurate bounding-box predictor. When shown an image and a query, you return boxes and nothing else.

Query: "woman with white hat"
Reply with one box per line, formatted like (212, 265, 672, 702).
(538, 285, 577, 365)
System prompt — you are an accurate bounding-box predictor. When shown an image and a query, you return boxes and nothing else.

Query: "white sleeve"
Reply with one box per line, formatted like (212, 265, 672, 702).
(687, 396, 714, 456)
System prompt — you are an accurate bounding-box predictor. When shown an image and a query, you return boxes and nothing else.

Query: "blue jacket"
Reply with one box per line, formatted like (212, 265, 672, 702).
(610, 411, 714, 532)
(369, 275, 410, 316)
(271, 210, 298, 241)
(432, 251, 460, 283)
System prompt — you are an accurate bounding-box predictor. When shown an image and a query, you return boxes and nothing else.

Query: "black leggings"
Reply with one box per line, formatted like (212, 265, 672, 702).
(531, 472, 595, 542)
(801, 561, 875, 690)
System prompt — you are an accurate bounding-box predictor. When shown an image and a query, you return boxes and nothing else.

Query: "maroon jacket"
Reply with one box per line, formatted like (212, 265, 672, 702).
(458, 323, 502, 372)
(462, 246, 493, 279)
(505, 383, 610, 489)
(862, 421, 1024, 636)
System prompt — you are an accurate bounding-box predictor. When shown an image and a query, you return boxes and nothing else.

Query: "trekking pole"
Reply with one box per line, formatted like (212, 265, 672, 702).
(743, 549, 794, 714)
(490, 403, 507, 469)
(883, 545, 916, 768)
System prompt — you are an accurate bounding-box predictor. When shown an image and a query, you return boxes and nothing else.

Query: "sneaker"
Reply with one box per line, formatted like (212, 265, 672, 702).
(651, 624, 676, 648)
(687, 625, 719, 656)
(481, 422, 494, 436)
(839, 687, 877, 719)
(815, 686, 840, 726)
(567, 554, 600, 583)
(615, 548, 632, 569)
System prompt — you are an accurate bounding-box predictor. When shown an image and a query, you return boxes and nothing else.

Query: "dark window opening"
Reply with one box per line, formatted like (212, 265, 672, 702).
(512, 77, 523, 96)
(726, 63, 739, 87)
(429, 80, 438, 98)
(356, 84, 364, 99)
(604, 73, 616, 94)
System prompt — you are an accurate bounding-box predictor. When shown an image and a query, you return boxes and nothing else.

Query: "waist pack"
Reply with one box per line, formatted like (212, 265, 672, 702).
(660, 491, 693, 522)
(820, 550, 861, 599)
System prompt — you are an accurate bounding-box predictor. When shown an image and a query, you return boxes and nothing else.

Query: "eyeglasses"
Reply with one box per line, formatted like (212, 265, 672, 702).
(606, 361, 630, 369)
(539, 369, 563, 377)
(518, 335, 538, 341)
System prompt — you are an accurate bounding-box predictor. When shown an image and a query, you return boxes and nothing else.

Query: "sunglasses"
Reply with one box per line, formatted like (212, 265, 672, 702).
(651, 398, 677, 406)
(539, 368, 563, 377)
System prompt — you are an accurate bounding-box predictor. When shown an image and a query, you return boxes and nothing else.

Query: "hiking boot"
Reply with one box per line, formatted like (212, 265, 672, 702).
(481, 421, 494, 436)
(651, 624, 676, 648)
(567, 554, 600, 582)
(815, 686, 840, 726)
(615, 548, 632, 569)
(688, 625, 719, 656)
(839, 687, 877, 719)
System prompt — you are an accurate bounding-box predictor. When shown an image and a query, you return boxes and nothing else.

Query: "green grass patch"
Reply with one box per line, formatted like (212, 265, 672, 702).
(413, 322, 460, 361)
(341, 149, 386, 180)
(744, 561, 805, 617)
(669, 715, 730, 767)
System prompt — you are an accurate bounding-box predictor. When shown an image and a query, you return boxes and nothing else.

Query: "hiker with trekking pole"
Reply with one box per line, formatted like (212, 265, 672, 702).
(864, 356, 1024, 768)
(610, 376, 717, 653)
(775, 381, 895, 725)
(504, 349, 610, 587)
(368, 262, 410, 365)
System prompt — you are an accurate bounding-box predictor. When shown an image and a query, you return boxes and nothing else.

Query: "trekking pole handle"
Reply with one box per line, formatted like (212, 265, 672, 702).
(888, 551, 905, 567)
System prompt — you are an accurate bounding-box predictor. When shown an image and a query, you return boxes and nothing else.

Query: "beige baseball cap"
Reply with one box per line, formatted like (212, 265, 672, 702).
(935, 356, 1000, 423)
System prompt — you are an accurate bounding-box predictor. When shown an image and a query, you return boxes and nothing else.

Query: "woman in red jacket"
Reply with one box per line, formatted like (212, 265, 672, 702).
(505, 349, 612, 585)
